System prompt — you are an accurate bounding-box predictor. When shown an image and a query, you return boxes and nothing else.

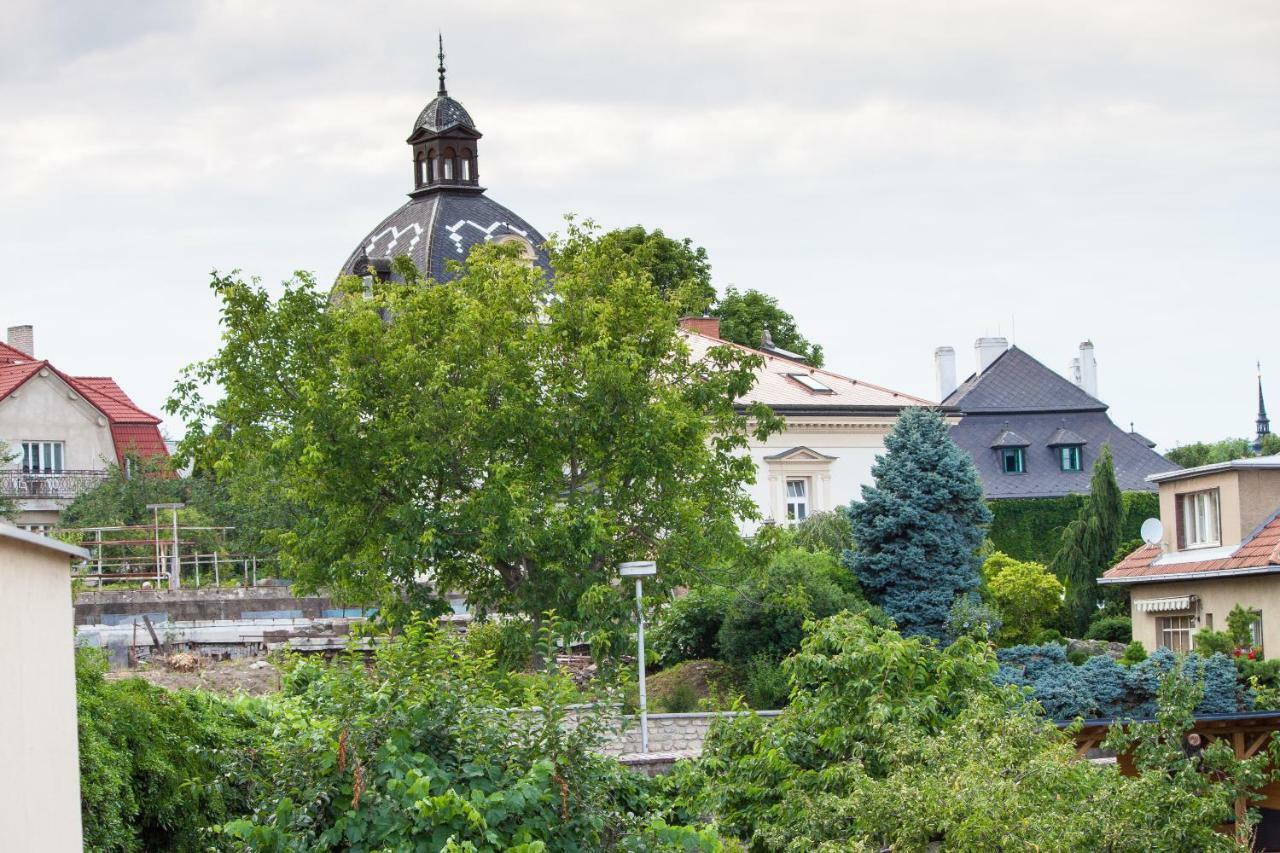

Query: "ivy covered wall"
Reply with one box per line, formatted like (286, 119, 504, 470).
(987, 492, 1160, 566)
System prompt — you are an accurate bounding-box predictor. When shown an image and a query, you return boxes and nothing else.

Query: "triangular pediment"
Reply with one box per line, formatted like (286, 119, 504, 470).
(764, 445, 837, 463)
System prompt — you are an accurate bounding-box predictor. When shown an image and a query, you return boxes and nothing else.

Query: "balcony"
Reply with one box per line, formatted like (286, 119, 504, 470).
(0, 469, 109, 501)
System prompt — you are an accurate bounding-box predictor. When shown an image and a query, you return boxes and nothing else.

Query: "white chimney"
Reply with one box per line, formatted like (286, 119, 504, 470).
(6, 325, 33, 357)
(1068, 357, 1081, 386)
(974, 336, 1008, 374)
(1078, 340, 1098, 398)
(935, 346, 957, 400)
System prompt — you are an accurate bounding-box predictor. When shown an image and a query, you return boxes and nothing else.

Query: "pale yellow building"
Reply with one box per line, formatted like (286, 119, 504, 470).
(1101, 456, 1280, 654)
(0, 524, 89, 851)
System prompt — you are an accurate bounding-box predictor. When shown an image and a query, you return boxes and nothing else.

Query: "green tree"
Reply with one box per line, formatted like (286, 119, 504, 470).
(170, 224, 781, 620)
(0, 440, 16, 519)
(1166, 434, 1280, 468)
(713, 287, 824, 366)
(983, 551, 1064, 644)
(789, 509, 854, 556)
(844, 407, 991, 638)
(1053, 444, 1123, 637)
(556, 224, 716, 314)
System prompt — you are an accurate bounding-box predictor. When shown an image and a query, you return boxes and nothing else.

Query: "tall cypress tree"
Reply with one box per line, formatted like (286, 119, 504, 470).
(1053, 444, 1123, 637)
(844, 407, 991, 639)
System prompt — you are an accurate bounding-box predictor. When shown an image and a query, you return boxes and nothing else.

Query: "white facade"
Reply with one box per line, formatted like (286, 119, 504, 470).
(0, 525, 88, 852)
(1, 368, 118, 528)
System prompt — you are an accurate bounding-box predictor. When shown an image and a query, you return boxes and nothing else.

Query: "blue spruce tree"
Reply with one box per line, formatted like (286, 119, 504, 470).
(844, 407, 991, 639)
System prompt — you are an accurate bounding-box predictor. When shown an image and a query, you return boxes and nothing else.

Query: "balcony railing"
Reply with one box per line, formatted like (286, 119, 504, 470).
(0, 469, 109, 500)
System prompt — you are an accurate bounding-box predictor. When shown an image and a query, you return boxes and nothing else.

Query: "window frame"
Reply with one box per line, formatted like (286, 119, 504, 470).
(1058, 445, 1083, 472)
(1156, 614, 1194, 653)
(785, 477, 810, 524)
(1176, 488, 1221, 550)
(1001, 446, 1026, 474)
(21, 440, 65, 474)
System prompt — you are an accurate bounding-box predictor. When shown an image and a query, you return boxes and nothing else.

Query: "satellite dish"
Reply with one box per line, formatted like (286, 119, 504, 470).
(1140, 517, 1164, 546)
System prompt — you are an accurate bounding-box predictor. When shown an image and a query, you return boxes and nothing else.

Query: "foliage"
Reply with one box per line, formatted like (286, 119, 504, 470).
(562, 225, 716, 314)
(651, 586, 735, 667)
(1034, 628, 1066, 645)
(716, 547, 872, 666)
(1166, 433, 1280, 468)
(986, 491, 1159, 566)
(1195, 628, 1235, 657)
(644, 660, 738, 713)
(845, 407, 991, 639)
(1119, 641, 1148, 666)
(1227, 604, 1261, 650)
(217, 617, 689, 850)
(713, 287, 824, 367)
(983, 551, 1064, 643)
(462, 617, 537, 673)
(1084, 615, 1133, 643)
(1053, 445, 1124, 637)
(0, 440, 16, 519)
(170, 223, 781, 617)
(60, 453, 183, 528)
(76, 647, 260, 851)
(742, 654, 790, 709)
(788, 509, 854, 558)
(944, 592, 1002, 644)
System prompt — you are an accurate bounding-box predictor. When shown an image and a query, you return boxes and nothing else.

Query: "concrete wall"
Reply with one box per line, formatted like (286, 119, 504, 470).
(1129, 574, 1280, 655)
(1238, 470, 1280, 539)
(1158, 470, 1241, 550)
(73, 586, 344, 626)
(0, 534, 84, 851)
(741, 415, 895, 535)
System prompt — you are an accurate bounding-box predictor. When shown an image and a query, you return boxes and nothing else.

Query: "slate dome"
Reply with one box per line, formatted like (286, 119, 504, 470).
(339, 38, 548, 284)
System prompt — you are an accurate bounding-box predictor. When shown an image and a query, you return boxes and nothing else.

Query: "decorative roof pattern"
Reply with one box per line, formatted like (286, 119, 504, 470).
(944, 346, 1106, 413)
(412, 95, 476, 136)
(339, 192, 549, 283)
(680, 329, 934, 413)
(1103, 513, 1280, 583)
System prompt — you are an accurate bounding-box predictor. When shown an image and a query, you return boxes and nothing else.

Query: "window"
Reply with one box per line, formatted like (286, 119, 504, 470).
(430, 153, 439, 181)
(443, 147, 455, 180)
(21, 440, 64, 473)
(1156, 615, 1194, 652)
(1059, 445, 1082, 471)
(1176, 489, 1220, 549)
(785, 478, 809, 523)
(461, 148, 473, 181)
(1001, 447, 1025, 474)
(788, 373, 833, 393)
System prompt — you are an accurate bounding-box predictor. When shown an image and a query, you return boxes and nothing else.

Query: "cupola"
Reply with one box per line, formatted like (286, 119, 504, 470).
(408, 36, 483, 195)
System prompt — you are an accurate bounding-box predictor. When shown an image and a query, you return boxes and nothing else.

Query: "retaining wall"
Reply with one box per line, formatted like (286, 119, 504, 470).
(598, 709, 783, 757)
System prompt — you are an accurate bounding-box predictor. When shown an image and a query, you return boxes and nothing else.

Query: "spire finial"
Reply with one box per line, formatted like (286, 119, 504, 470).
(1255, 360, 1271, 453)
(437, 33, 447, 96)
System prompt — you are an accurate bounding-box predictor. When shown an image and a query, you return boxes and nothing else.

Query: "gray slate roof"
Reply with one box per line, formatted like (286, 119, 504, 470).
(946, 345, 1179, 498)
(412, 95, 476, 135)
(991, 428, 1030, 448)
(339, 190, 549, 283)
(1048, 426, 1088, 446)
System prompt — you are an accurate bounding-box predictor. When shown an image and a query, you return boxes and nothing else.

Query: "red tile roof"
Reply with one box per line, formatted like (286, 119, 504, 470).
(0, 341, 32, 364)
(1103, 514, 1280, 582)
(66, 375, 161, 425)
(0, 361, 44, 400)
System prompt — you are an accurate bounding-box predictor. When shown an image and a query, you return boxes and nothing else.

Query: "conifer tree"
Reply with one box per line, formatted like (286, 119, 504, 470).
(844, 407, 991, 638)
(1053, 444, 1123, 637)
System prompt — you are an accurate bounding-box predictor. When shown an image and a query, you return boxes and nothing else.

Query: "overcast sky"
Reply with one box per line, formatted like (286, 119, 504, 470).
(4, 1, 1278, 449)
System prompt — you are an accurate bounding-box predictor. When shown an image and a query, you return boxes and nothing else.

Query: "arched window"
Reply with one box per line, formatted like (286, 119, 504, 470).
(415, 153, 425, 186)
(443, 147, 455, 180)
(461, 148, 473, 181)
(429, 151, 439, 182)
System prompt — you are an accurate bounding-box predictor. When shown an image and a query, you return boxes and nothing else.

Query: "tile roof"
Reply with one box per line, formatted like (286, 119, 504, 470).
(991, 428, 1031, 448)
(680, 329, 935, 412)
(1048, 427, 1088, 446)
(944, 346, 1106, 413)
(0, 341, 32, 364)
(1103, 513, 1280, 583)
(0, 361, 43, 400)
(66, 376, 160, 424)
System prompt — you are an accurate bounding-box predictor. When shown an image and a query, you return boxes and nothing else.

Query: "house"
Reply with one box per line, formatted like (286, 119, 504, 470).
(679, 317, 936, 534)
(0, 524, 89, 851)
(937, 337, 1178, 499)
(0, 325, 168, 531)
(1100, 455, 1280, 654)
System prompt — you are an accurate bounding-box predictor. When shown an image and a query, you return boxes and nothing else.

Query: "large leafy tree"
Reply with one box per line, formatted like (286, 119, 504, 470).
(557, 224, 716, 314)
(714, 287, 824, 367)
(1167, 434, 1280, 468)
(1053, 444, 1123, 637)
(170, 223, 779, 618)
(844, 407, 991, 639)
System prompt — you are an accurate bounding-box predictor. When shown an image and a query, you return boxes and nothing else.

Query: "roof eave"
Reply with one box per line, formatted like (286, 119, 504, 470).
(1098, 564, 1280, 585)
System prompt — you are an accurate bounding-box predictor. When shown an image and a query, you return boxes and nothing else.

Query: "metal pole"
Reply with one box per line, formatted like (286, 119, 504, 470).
(213, 551, 220, 586)
(636, 576, 649, 754)
(252, 555, 257, 587)
(195, 553, 200, 587)
(169, 507, 180, 590)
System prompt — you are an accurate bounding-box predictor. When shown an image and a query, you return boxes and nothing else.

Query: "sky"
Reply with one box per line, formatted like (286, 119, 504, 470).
(3, 0, 1278, 449)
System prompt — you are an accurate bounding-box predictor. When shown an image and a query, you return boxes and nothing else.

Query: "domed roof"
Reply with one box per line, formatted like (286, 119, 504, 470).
(412, 94, 475, 135)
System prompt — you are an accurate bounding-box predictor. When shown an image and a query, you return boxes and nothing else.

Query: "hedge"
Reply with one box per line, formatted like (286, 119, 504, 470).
(987, 492, 1160, 566)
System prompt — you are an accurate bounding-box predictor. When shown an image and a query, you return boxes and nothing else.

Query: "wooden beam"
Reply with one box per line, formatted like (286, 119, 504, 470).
(1245, 733, 1271, 759)
(1235, 732, 1248, 840)
(1075, 738, 1098, 759)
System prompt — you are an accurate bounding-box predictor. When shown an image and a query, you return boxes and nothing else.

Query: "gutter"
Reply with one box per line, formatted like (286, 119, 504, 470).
(1097, 564, 1280, 586)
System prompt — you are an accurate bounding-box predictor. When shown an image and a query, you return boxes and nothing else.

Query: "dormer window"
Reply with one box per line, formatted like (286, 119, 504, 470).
(788, 373, 832, 393)
(1001, 447, 1025, 474)
(1059, 446, 1083, 471)
(1176, 489, 1220, 549)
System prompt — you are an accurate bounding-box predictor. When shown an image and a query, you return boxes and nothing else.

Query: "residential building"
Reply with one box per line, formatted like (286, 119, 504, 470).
(680, 318, 936, 534)
(337, 38, 547, 287)
(0, 326, 168, 531)
(937, 337, 1178, 499)
(1101, 456, 1280, 654)
(0, 524, 89, 851)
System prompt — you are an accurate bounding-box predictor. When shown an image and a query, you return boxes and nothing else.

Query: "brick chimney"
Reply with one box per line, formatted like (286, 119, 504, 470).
(678, 316, 721, 339)
(6, 325, 33, 357)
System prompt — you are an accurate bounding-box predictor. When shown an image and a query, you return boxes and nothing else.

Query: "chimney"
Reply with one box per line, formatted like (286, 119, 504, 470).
(1078, 340, 1098, 398)
(6, 325, 33, 357)
(974, 336, 1007, 374)
(678, 316, 721, 339)
(1068, 357, 1081, 386)
(935, 346, 957, 400)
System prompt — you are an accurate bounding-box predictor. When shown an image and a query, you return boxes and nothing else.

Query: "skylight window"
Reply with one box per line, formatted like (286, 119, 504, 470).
(789, 373, 833, 393)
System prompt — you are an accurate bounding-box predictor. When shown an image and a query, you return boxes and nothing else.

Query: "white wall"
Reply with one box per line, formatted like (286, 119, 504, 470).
(0, 533, 85, 852)
(740, 415, 896, 535)
(0, 369, 117, 471)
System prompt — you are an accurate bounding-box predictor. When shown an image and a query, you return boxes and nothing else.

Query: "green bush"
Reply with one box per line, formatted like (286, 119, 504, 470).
(645, 659, 739, 713)
(650, 585, 734, 667)
(462, 616, 536, 672)
(1119, 641, 1148, 666)
(1194, 628, 1235, 657)
(945, 593, 1003, 643)
(661, 682, 700, 713)
(987, 492, 1160, 566)
(790, 510, 855, 558)
(1066, 649, 1090, 666)
(1084, 616, 1132, 643)
(1034, 628, 1066, 646)
(743, 654, 790, 709)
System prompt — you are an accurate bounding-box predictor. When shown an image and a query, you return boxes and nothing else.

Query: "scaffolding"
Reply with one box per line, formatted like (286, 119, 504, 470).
(62, 522, 273, 589)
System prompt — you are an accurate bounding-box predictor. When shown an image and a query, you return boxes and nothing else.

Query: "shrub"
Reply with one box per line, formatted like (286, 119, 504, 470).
(645, 659, 739, 713)
(743, 654, 790, 709)
(1194, 628, 1234, 657)
(945, 593, 1003, 643)
(1084, 616, 1132, 643)
(1119, 641, 1148, 666)
(1033, 628, 1066, 645)
(650, 585, 734, 667)
(984, 551, 1063, 643)
(462, 616, 536, 672)
(791, 510, 855, 559)
(1066, 649, 1090, 666)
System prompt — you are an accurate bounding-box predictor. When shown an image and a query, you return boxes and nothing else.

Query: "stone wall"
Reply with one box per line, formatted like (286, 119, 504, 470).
(598, 710, 783, 757)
